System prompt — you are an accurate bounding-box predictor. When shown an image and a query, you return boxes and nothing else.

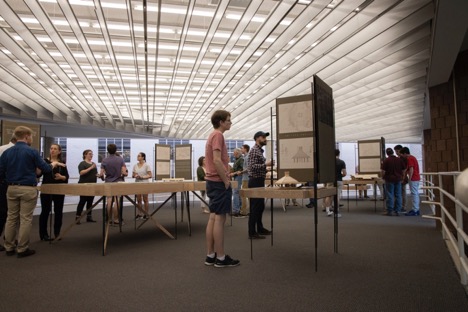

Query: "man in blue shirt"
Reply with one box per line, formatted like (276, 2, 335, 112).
(0, 135, 16, 252)
(0, 126, 62, 258)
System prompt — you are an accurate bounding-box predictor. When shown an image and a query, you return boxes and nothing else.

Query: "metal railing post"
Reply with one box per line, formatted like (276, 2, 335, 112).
(438, 175, 446, 240)
(454, 174, 467, 285)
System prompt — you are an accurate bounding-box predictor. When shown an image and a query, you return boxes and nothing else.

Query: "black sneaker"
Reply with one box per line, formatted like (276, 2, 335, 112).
(214, 255, 240, 268)
(249, 233, 266, 239)
(6, 249, 15, 256)
(17, 249, 35, 258)
(204, 254, 216, 266)
(258, 229, 271, 235)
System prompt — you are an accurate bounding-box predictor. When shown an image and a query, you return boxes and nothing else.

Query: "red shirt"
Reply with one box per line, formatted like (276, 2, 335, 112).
(204, 130, 229, 182)
(406, 155, 420, 181)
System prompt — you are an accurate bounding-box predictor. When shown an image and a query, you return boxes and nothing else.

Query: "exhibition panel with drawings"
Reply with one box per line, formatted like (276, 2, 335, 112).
(174, 144, 192, 180)
(357, 138, 385, 176)
(276, 94, 315, 183)
(275, 75, 336, 185)
(155, 144, 171, 180)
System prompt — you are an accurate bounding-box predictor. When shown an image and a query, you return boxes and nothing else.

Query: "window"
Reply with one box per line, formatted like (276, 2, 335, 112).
(98, 138, 131, 163)
(226, 140, 245, 162)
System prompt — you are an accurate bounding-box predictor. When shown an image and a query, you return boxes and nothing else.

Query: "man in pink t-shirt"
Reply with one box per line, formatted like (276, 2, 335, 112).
(401, 147, 420, 216)
(203, 110, 240, 268)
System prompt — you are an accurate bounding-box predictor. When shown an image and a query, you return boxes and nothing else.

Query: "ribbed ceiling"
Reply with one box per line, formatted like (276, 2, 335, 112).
(0, 0, 434, 142)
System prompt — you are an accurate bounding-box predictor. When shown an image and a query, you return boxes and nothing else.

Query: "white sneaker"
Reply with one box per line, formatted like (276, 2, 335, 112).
(327, 211, 333, 216)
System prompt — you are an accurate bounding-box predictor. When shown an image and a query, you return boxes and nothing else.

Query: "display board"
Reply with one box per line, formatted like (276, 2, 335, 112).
(276, 94, 314, 183)
(1, 120, 41, 150)
(155, 144, 171, 180)
(174, 144, 192, 180)
(357, 138, 385, 174)
(313, 75, 336, 184)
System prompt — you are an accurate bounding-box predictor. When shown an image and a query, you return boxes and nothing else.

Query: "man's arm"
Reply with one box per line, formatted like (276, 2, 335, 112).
(407, 167, 414, 181)
(213, 149, 229, 188)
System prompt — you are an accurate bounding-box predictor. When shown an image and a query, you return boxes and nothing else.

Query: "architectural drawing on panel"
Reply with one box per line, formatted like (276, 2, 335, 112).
(278, 100, 313, 134)
(280, 138, 314, 169)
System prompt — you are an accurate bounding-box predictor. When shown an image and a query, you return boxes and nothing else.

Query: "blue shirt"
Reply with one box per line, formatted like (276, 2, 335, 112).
(0, 141, 52, 186)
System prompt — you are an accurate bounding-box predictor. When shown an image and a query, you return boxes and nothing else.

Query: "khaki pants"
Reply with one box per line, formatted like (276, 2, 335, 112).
(4, 185, 38, 253)
(240, 180, 249, 215)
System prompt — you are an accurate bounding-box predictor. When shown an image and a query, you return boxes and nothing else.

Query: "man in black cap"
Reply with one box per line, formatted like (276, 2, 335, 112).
(247, 131, 274, 239)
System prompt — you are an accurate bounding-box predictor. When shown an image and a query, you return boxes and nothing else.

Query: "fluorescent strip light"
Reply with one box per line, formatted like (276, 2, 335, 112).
(64, 38, 79, 44)
(68, 1, 127, 9)
(135, 5, 214, 17)
(21, 17, 39, 24)
(52, 19, 69, 26)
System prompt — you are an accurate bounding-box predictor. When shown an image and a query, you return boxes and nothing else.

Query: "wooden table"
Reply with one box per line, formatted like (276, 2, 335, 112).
(343, 179, 384, 212)
(240, 186, 337, 271)
(39, 181, 219, 255)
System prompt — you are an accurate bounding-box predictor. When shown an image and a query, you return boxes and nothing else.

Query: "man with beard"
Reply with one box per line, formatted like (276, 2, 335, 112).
(247, 131, 274, 239)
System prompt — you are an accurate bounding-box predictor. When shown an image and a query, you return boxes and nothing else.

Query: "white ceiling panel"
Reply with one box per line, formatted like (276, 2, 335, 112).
(0, 0, 459, 143)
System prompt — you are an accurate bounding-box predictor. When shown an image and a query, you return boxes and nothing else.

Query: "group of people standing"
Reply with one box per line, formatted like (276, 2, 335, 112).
(0, 125, 153, 258)
(381, 145, 420, 216)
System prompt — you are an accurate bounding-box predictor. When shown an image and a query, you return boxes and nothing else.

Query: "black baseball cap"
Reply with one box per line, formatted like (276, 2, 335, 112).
(254, 131, 269, 140)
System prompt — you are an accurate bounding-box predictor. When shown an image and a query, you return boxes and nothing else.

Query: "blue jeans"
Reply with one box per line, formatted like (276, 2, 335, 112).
(385, 181, 402, 213)
(232, 175, 242, 213)
(408, 180, 420, 212)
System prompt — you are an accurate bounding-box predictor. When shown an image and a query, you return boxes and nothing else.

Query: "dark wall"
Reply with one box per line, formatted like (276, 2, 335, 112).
(425, 50, 468, 232)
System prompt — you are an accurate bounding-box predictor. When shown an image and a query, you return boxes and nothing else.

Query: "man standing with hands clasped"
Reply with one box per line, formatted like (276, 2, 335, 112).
(248, 131, 274, 239)
(0, 126, 64, 258)
(204, 110, 240, 268)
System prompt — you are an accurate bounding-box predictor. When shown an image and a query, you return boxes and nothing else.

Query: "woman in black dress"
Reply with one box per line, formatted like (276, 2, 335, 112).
(75, 149, 98, 224)
(39, 143, 69, 241)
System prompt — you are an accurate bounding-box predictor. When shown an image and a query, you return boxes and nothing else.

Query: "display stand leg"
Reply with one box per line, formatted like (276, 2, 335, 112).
(102, 197, 106, 256)
(270, 198, 274, 246)
(334, 193, 338, 253)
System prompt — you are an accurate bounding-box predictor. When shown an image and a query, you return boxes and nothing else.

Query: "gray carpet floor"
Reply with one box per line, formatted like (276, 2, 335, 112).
(1, 196, 467, 312)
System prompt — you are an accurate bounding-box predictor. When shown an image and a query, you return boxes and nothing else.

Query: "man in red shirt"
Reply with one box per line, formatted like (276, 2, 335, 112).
(203, 110, 240, 268)
(400, 147, 421, 216)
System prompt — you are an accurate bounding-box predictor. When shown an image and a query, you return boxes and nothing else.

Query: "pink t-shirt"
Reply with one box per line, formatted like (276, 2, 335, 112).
(205, 130, 229, 182)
